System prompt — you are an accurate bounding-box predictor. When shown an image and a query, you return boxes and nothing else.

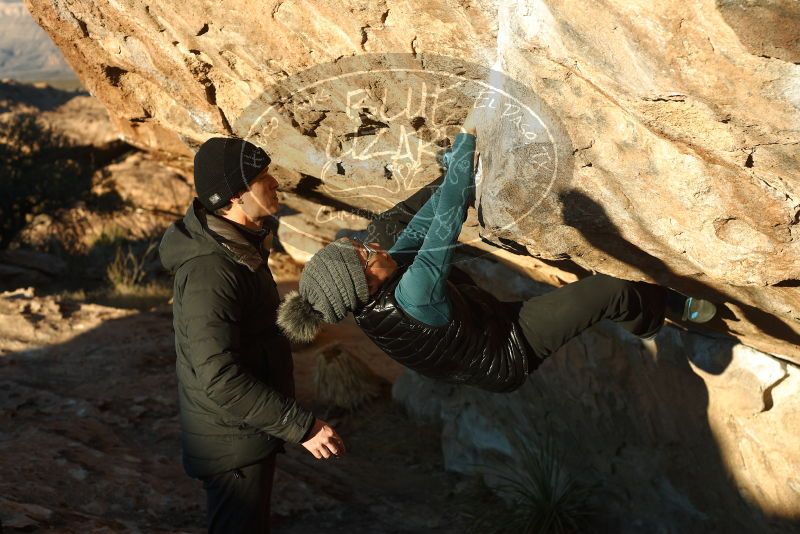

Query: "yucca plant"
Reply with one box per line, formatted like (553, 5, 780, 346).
(468, 436, 596, 534)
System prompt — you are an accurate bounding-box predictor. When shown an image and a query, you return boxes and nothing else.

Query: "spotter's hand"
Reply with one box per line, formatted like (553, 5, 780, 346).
(301, 418, 346, 460)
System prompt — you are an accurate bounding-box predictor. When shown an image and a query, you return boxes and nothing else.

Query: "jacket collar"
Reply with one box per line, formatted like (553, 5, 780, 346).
(191, 199, 273, 272)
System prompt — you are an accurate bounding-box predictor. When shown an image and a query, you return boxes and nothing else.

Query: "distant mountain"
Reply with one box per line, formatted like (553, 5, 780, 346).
(0, 0, 78, 86)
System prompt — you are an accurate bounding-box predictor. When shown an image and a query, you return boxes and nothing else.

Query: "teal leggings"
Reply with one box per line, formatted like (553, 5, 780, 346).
(387, 132, 477, 326)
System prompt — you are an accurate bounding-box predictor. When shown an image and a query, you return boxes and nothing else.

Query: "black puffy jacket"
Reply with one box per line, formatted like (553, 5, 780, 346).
(353, 265, 539, 393)
(159, 199, 314, 478)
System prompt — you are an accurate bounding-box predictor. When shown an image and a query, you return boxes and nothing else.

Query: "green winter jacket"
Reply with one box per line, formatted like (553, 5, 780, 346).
(159, 198, 315, 478)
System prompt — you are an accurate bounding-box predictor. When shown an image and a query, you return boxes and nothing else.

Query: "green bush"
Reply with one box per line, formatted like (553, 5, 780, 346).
(0, 113, 92, 248)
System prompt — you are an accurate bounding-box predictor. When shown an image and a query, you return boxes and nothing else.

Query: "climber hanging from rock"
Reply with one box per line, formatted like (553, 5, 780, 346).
(276, 105, 718, 393)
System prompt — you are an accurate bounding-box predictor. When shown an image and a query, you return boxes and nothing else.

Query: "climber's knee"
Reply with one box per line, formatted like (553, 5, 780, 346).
(590, 273, 635, 300)
(595, 274, 667, 327)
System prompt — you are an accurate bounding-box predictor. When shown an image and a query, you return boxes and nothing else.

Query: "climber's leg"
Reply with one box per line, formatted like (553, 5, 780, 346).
(517, 273, 667, 364)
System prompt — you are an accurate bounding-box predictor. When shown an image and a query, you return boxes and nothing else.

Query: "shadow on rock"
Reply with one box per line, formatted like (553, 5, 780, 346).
(557, 187, 799, 532)
(559, 188, 800, 362)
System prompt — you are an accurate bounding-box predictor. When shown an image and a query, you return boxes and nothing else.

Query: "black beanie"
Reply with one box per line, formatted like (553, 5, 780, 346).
(193, 137, 271, 211)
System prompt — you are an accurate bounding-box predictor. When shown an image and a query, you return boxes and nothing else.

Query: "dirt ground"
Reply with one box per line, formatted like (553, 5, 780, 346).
(0, 252, 494, 533)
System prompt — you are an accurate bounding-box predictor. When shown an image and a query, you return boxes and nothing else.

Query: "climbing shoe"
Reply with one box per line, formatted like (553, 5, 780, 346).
(682, 296, 717, 323)
(640, 290, 717, 341)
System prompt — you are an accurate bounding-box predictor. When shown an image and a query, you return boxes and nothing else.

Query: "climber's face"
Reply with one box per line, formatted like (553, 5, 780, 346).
(240, 167, 281, 217)
(352, 239, 398, 295)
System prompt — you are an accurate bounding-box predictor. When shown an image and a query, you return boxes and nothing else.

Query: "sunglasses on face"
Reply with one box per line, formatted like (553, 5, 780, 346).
(354, 238, 377, 267)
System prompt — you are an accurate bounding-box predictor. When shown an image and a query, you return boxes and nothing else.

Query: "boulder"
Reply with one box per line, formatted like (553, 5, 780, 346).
(393, 326, 800, 532)
(96, 151, 194, 215)
(0, 249, 67, 290)
(394, 254, 800, 531)
(24, 0, 800, 361)
(0, 249, 66, 276)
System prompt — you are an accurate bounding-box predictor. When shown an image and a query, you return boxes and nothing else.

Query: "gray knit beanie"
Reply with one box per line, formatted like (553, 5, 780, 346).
(277, 237, 369, 343)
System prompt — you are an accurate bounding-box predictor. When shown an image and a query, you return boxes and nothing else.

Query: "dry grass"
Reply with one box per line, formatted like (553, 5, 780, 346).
(48, 281, 172, 311)
(313, 344, 384, 411)
(106, 241, 156, 291)
(96, 281, 172, 310)
(101, 240, 171, 309)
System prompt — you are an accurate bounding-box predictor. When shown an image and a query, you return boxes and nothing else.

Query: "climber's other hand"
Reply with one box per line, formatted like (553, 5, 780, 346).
(461, 113, 478, 135)
(461, 105, 481, 135)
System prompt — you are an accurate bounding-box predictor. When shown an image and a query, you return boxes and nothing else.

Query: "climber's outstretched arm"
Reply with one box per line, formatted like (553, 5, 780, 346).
(387, 171, 446, 266)
(387, 115, 479, 265)
(392, 131, 477, 326)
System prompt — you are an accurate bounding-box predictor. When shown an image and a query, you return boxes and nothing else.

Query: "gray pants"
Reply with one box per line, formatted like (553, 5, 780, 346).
(517, 273, 668, 363)
(200, 452, 277, 534)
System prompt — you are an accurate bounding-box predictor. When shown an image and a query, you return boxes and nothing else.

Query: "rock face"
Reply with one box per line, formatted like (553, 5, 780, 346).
(24, 0, 800, 361)
(0, 81, 193, 265)
(393, 254, 800, 532)
(0, 80, 115, 146)
(394, 335, 800, 532)
(0, 249, 66, 289)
